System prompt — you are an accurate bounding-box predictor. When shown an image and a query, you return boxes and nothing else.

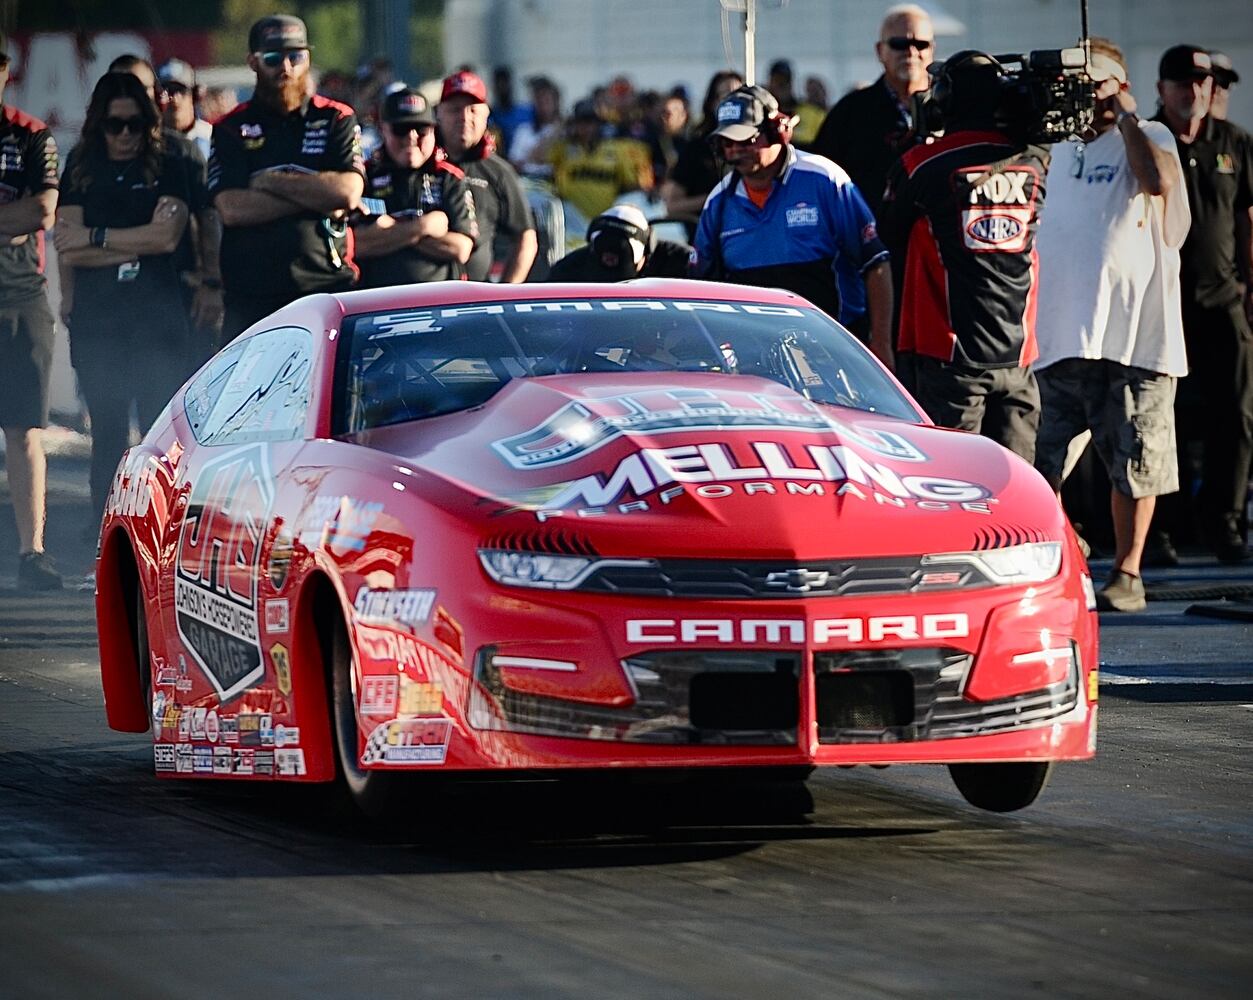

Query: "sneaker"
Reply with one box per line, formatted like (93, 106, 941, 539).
(1096, 569, 1146, 612)
(1211, 515, 1249, 565)
(1142, 530, 1179, 568)
(18, 551, 63, 591)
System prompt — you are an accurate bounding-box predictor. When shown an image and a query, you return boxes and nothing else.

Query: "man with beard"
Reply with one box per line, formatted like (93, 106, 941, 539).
(209, 15, 364, 338)
(436, 70, 536, 283)
(352, 88, 477, 287)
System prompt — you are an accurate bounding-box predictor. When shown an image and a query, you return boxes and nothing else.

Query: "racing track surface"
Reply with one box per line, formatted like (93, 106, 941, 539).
(1, 462, 1251, 999)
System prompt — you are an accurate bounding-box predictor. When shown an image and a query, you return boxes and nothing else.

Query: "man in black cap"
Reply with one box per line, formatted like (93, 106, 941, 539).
(546, 204, 690, 281)
(0, 39, 62, 589)
(209, 14, 365, 338)
(352, 88, 478, 287)
(158, 59, 212, 161)
(1152, 44, 1253, 562)
(1208, 51, 1240, 123)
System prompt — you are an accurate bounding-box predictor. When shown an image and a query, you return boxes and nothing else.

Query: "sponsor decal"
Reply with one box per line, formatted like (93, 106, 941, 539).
(625, 613, 969, 646)
(176, 744, 194, 773)
(238, 712, 262, 747)
(274, 724, 301, 748)
(964, 213, 1024, 245)
(151, 690, 166, 730)
(399, 678, 444, 716)
(785, 203, 819, 227)
(356, 624, 455, 684)
(962, 169, 1032, 205)
(492, 388, 923, 470)
(1088, 669, 1099, 703)
(205, 709, 220, 744)
(433, 607, 464, 664)
(353, 587, 436, 628)
(254, 750, 276, 776)
(190, 707, 207, 741)
(240, 123, 263, 138)
(276, 748, 307, 776)
(1085, 164, 1119, 184)
(192, 746, 213, 773)
(233, 748, 255, 775)
(361, 718, 451, 765)
(213, 747, 233, 774)
(260, 714, 275, 747)
(264, 598, 290, 634)
(300, 123, 329, 156)
(175, 446, 275, 702)
(360, 675, 399, 716)
(717, 102, 743, 123)
(267, 526, 295, 592)
(154, 744, 176, 772)
(270, 642, 292, 696)
(517, 440, 993, 520)
(104, 449, 158, 519)
(161, 703, 181, 736)
(178, 711, 191, 740)
(958, 166, 1037, 253)
(1216, 153, 1235, 174)
(220, 715, 239, 745)
(300, 495, 383, 552)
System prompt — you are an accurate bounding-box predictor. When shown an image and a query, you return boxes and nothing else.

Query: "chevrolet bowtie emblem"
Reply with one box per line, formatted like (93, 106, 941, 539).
(765, 568, 831, 593)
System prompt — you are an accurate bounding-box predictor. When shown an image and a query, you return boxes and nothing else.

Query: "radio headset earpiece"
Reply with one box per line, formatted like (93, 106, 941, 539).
(712, 85, 799, 147)
(929, 50, 1004, 122)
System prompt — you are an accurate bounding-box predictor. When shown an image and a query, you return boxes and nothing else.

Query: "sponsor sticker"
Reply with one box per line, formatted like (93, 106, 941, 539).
(154, 744, 176, 772)
(361, 718, 451, 765)
(254, 750, 276, 776)
(193, 746, 214, 773)
(360, 675, 399, 716)
(205, 708, 220, 744)
(176, 744, 194, 773)
(785, 204, 819, 227)
(270, 642, 292, 696)
(233, 748, 255, 775)
(353, 588, 435, 628)
(213, 746, 233, 774)
(220, 714, 239, 744)
(276, 748, 307, 776)
(274, 724, 301, 748)
(265, 598, 290, 634)
(399, 678, 444, 716)
(191, 707, 207, 741)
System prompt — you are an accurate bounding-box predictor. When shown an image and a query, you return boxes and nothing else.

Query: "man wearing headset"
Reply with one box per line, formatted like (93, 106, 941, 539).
(879, 51, 1049, 463)
(691, 85, 894, 369)
(546, 204, 691, 281)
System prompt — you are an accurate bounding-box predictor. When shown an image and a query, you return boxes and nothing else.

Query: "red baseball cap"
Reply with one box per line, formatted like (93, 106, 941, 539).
(441, 70, 488, 104)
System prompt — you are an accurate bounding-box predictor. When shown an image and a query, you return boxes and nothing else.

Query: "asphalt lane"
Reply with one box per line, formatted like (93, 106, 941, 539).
(1, 459, 1251, 998)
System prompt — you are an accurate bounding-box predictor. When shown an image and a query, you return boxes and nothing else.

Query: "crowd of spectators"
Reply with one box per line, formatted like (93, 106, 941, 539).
(1, 7, 1250, 600)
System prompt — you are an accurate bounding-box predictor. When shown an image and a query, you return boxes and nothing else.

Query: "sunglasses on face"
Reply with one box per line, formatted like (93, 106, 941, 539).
(163, 83, 190, 98)
(103, 116, 145, 135)
(258, 49, 309, 69)
(886, 36, 933, 52)
(389, 123, 434, 138)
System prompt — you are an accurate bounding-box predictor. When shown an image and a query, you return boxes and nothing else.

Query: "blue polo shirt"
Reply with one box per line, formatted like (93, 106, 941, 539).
(692, 145, 888, 324)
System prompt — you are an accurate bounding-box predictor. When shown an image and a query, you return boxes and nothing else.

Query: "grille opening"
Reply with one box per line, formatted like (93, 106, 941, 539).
(817, 670, 915, 731)
(690, 667, 799, 731)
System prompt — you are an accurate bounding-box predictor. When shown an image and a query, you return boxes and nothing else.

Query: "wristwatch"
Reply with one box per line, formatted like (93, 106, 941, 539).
(1116, 109, 1139, 127)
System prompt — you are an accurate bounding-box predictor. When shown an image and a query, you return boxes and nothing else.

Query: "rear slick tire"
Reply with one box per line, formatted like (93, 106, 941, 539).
(330, 618, 401, 817)
(948, 761, 1054, 813)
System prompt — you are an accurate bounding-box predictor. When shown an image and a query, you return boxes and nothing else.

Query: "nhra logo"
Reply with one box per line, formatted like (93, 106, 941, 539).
(493, 388, 925, 470)
(175, 446, 275, 702)
(965, 213, 1024, 245)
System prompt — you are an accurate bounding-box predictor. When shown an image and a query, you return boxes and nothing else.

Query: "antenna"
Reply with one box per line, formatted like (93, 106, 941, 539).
(719, 0, 786, 87)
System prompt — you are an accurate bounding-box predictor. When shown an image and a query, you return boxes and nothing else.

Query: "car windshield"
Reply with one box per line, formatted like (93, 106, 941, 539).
(335, 298, 918, 433)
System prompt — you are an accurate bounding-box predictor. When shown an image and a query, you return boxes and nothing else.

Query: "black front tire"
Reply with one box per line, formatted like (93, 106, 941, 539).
(133, 578, 152, 728)
(948, 761, 1053, 813)
(329, 617, 401, 817)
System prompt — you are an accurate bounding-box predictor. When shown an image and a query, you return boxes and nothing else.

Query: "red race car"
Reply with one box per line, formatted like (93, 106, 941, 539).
(96, 279, 1097, 814)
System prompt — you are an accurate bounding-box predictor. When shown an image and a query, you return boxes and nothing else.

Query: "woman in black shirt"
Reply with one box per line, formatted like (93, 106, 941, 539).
(54, 72, 194, 518)
(661, 70, 742, 241)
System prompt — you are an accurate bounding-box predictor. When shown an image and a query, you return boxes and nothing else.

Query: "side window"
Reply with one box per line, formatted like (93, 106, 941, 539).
(185, 327, 313, 446)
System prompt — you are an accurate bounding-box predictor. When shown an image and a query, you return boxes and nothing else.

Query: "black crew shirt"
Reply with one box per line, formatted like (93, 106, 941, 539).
(209, 95, 365, 299)
(447, 144, 534, 281)
(0, 105, 59, 304)
(546, 238, 693, 282)
(668, 135, 725, 241)
(59, 146, 196, 309)
(811, 75, 915, 220)
(354, 152, 479, 287)
(1153, 113, 1253, 309)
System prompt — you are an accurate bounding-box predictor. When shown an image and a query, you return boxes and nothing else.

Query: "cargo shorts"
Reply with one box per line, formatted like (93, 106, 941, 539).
(1035, 358, 1178, 499)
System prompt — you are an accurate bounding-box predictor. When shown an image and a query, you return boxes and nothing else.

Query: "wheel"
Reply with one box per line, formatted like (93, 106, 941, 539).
(328, 617, 400, 817)
(948, 761, 1054, 812)
(132, 577, 152, 728)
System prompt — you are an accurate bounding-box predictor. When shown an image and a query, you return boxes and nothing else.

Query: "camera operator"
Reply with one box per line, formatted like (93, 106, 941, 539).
(879, 51, 1049, 462)
(1033, 40, 1189, 611)
(545, 204, 690, 281)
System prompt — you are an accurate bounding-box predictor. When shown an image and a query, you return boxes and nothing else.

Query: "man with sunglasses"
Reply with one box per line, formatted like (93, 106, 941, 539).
(158, 59, 212, 161)
(691, 85, 893, 369)
(1032, 40, 1189, 610)
(812, 4, 934, 222)
(0, 41, 63, 589)
(352, 88, 478, 287)
(209, 14, 365, 339)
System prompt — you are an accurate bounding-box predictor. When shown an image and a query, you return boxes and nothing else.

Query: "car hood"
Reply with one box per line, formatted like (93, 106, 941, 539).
(353, 374, 1064, 559)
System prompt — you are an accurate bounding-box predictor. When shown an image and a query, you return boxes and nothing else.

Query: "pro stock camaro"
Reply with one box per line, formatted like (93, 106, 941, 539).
(96, 279, 1098, 814)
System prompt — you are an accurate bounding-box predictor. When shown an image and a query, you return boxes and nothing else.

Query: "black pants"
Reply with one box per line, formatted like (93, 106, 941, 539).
(911, 355, 1040, 463)
(1176, 299, 1253, 529)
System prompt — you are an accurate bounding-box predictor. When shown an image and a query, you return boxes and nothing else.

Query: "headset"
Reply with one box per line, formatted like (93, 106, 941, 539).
(711, 85, 799, 147)
(928, 50, 1005, 122)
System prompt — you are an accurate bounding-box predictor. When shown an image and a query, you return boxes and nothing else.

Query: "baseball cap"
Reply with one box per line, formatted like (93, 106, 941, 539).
(1210, 50, 1240, 88)
(710, 85, 778, 141)
(248, 14, 310, 54)
(158, 58, 196, 90)
(1087, 52, 1128, 86)
(441, 70, 488, 104)
(381, 87, 435, 126)
(1158, 45, 1212, 82)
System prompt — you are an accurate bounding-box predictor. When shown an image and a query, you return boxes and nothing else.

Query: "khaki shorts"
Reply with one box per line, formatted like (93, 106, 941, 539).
(1035, 358, 1178, 498)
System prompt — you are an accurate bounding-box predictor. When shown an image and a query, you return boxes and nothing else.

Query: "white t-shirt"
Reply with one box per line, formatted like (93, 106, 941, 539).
(1034, 120, 1190, 376)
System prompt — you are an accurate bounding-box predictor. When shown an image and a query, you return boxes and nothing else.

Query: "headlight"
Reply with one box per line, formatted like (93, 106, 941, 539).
(478, 549, 593, 588)
(921, 541, 1062, 586)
